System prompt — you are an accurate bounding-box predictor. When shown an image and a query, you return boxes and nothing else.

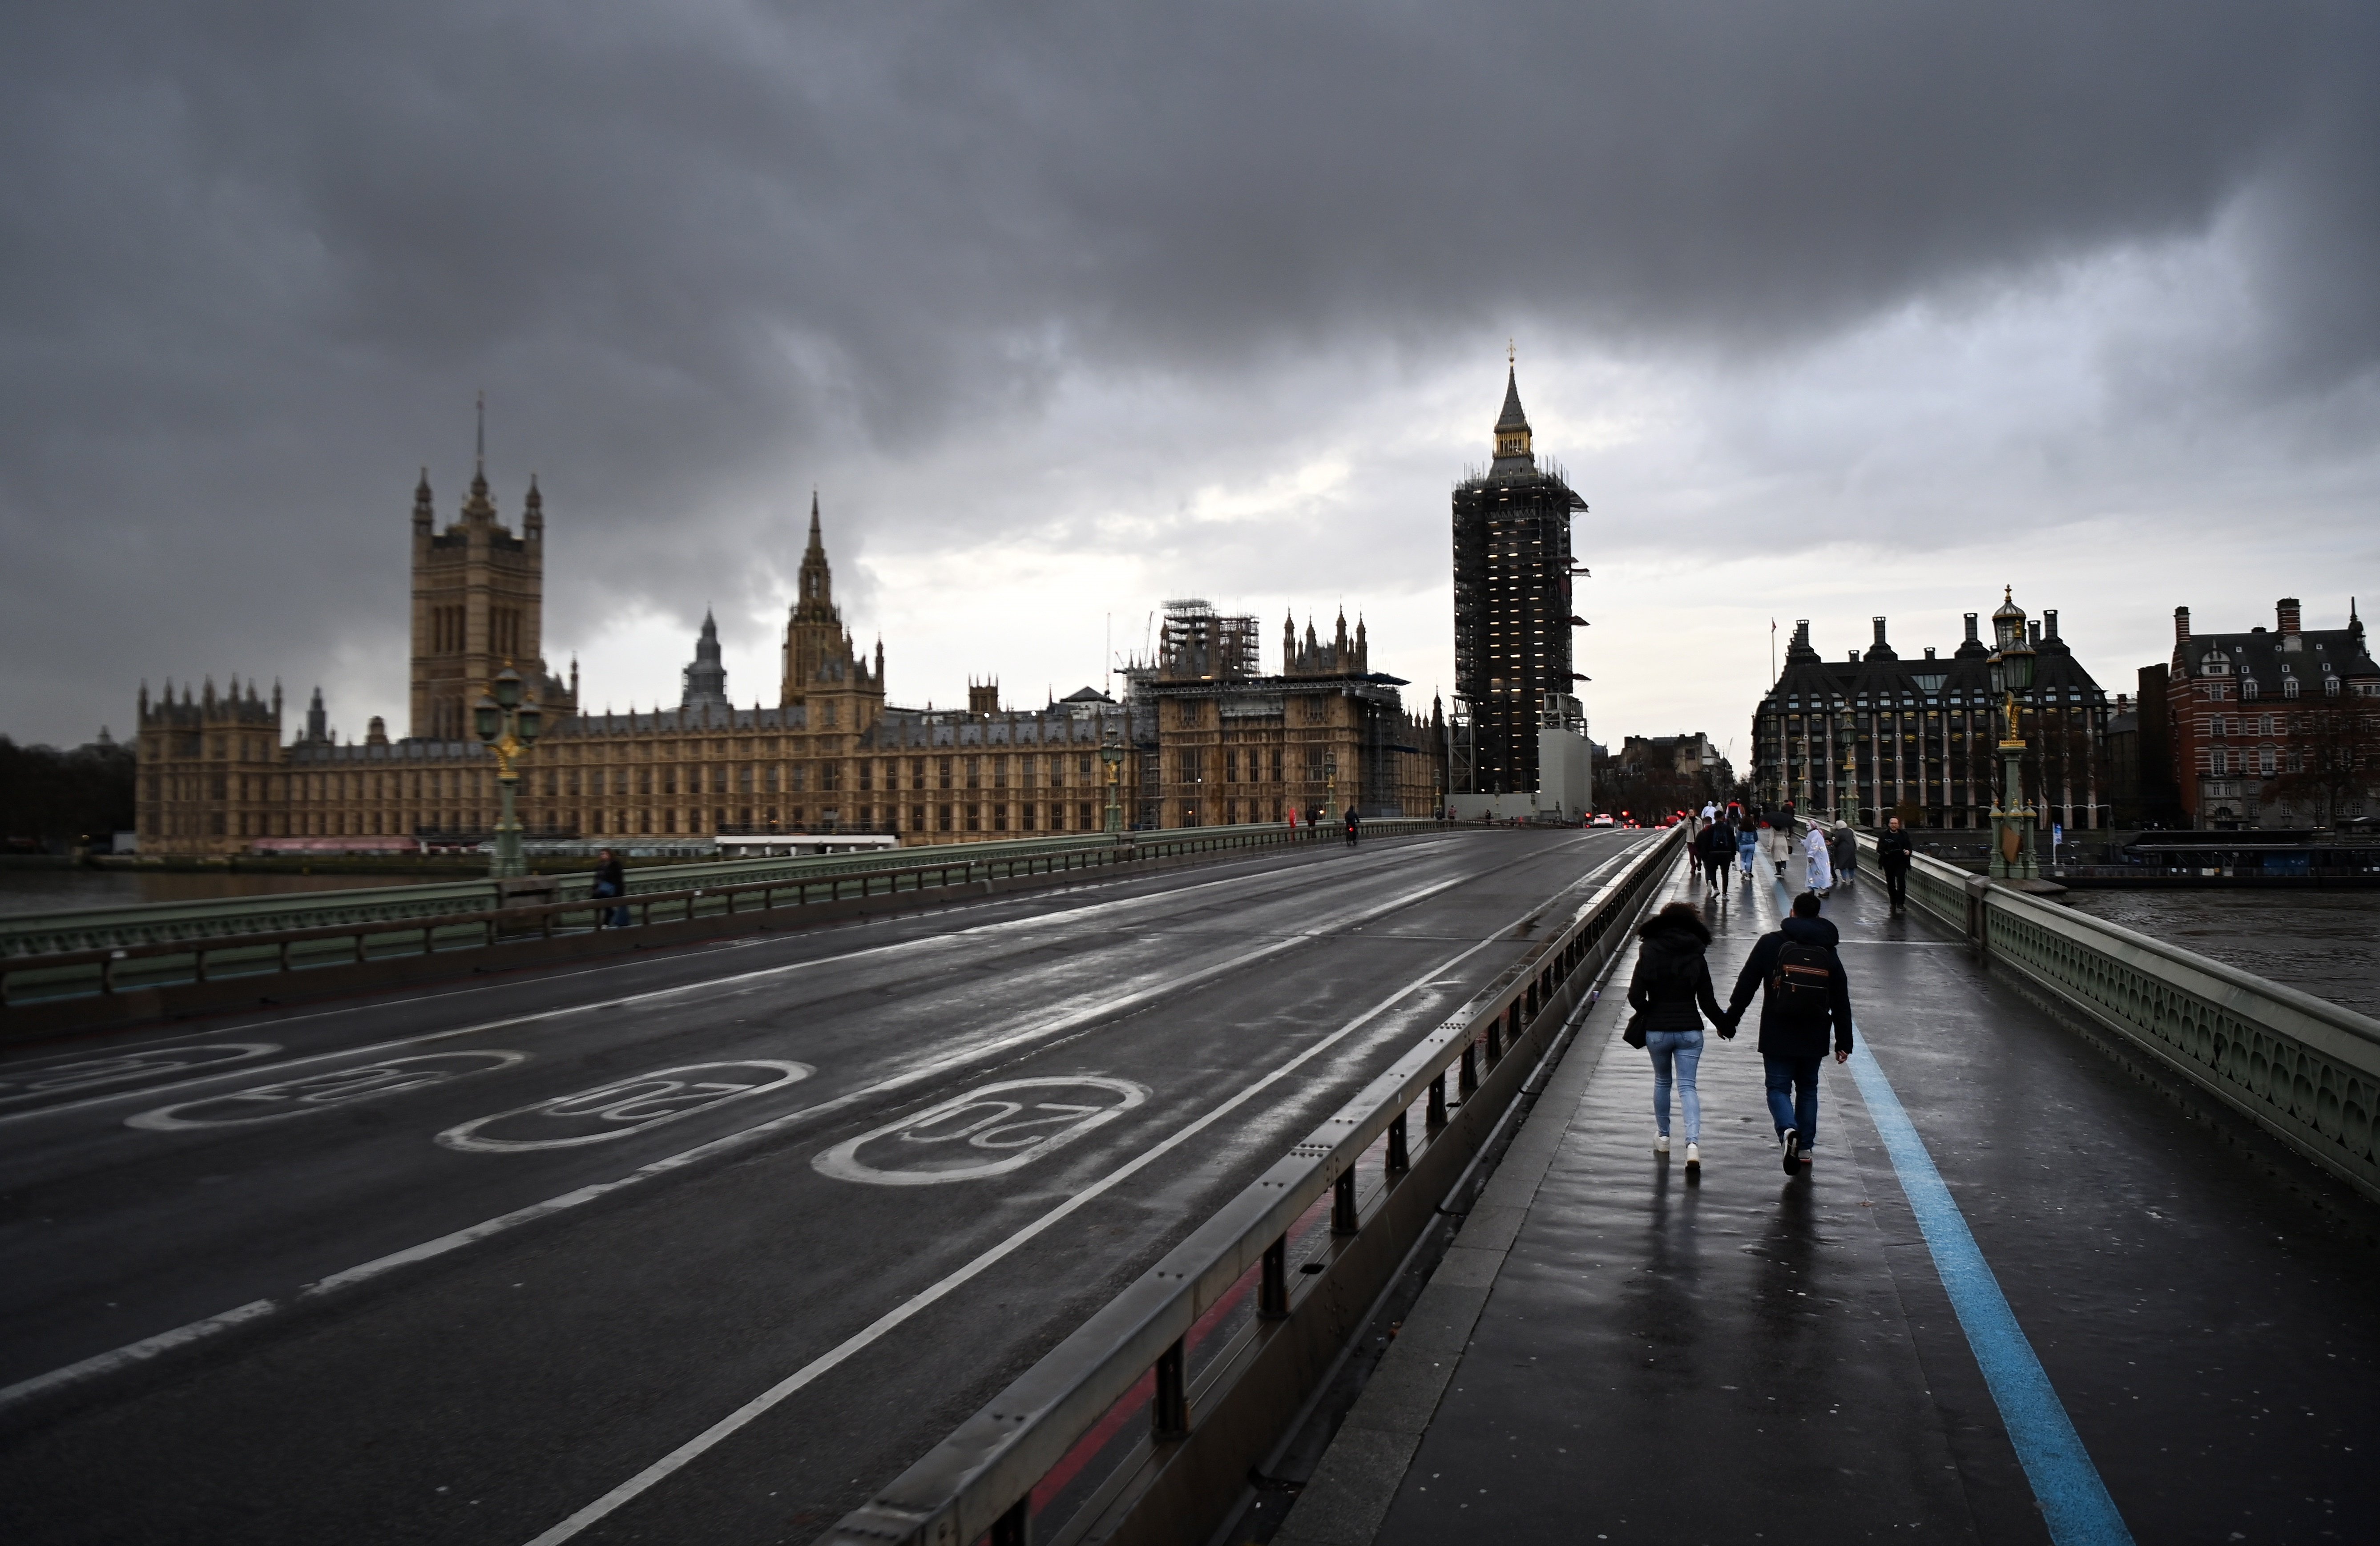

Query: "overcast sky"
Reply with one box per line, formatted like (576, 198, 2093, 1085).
(4, 1, 2376, 761)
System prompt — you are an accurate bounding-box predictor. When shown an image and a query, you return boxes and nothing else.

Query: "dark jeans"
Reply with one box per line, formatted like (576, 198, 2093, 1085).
(1884, 864, 1908, 909)
(594, 880, 629, 928)
(1702, 856, 1729, 891)
(1764, 1054, 1823, 1147)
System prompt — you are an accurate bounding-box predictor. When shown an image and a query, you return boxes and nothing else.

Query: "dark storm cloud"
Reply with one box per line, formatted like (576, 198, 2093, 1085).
(1, 0, 2372, 740)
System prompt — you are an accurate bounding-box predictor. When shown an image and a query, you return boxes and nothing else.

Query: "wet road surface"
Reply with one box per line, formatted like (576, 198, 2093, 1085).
(1280, 852, 2380, 1546)
(0, 826, 1647, 1545)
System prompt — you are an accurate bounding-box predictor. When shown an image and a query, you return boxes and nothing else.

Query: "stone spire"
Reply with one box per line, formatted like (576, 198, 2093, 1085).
(1491, 359, 1534, 471)
(681, 609, 730, 709)
(794, 490, 837, 625)
(413, 468, 434, 532)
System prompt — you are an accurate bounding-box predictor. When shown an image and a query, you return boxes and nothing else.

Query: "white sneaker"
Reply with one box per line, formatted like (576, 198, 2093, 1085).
(1654, 1133, 1670, 1154)
(1684, 1142, 1701, 1170)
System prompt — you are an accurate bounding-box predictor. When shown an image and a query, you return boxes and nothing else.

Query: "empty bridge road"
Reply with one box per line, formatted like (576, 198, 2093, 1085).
(0, 825, 1648, 1546)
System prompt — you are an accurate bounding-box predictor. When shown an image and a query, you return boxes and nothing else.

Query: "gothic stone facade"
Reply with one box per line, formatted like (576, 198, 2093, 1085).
(136, 465, 1435, 854)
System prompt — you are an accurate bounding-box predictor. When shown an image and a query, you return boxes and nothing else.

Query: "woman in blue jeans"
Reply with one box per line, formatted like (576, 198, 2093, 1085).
(1625, 902, 1728, 1171)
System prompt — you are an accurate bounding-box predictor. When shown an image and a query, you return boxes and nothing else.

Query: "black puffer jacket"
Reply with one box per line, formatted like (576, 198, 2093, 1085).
(1626, 909, 1726, 1033)
(1726, 915, 1855, 1059)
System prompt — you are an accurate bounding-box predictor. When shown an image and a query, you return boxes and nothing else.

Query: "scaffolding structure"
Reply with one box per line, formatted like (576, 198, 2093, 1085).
(1158, 599, 1262, 682)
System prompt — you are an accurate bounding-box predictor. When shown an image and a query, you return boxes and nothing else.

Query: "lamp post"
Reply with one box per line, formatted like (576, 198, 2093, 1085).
(1837, 723, 1858, 827)
(472, 665, 545, 879)
(1100, 728, 1124, 834)
(1985, 588, 2038, 881)
(1323, 752, 1339, 821)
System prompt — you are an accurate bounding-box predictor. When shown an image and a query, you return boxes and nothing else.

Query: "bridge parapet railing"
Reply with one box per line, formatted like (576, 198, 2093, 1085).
(819, 825, 1684, 1546)
(0, 819, 1449, 1011)
(1858, 832, 2380, 1203)
(0, 820, 1442, 959)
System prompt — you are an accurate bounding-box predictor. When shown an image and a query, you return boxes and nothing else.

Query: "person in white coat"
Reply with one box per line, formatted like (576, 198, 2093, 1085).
(1803, 820, 1835, 895)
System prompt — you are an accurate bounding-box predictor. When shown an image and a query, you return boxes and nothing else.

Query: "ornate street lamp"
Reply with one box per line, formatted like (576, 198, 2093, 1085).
(1100, 727, 1125, 834)
(1986, 588, 2038, 881)
(1323, 751, 1339, 821)
(1836, 724, 1858, 827)
(473, 664, 545, 878)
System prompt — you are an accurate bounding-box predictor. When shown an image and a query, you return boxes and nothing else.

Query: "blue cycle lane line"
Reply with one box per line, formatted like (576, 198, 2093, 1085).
(1848, 1032, 2134, 1546)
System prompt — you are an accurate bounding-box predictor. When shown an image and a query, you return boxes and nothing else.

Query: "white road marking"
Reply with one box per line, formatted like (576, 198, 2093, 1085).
(0, 869, 1473, 1415)
(813, 1077, 1149, 1186)
(0, 841, 1475, 1131)
(125, 1053, 530, 1130)
(0, 1043, 281, 1110)
(0, 1300, 278, 1412)
(438, 1062, 812, 1153)
(520, 869, 1575, 1546)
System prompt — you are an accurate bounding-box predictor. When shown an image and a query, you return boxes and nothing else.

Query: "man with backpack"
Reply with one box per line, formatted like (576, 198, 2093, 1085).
(1697, 811, 1735, 898)
(1723, 891, 1854, 1174)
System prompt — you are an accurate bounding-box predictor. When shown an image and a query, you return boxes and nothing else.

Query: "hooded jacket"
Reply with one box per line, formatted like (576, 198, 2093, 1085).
(1625, 909, 1726, 1033)
(1726, 914, 1855, 1059)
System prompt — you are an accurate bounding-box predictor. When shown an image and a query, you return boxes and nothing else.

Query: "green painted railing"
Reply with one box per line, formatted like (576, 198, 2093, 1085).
(0, 819, 1449, 1009)
(1859, 832, 2380, 1203)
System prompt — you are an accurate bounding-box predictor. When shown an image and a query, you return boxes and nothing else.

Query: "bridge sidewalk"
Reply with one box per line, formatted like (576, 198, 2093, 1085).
(1269, 851, 2378, 1545)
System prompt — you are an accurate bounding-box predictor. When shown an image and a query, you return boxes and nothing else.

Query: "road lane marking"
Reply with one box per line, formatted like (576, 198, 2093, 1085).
(438, 1062, 813, 1152)
(0, 1043, 281, 1110)
(0, 1299, 279, 1412)
(0, 839, 1498, 1131)
(813, 1077, 1148, 1186)
(123, 1053, 528, 1130)
(519, 877, 1567, 1546)
(0, 864, 1511, 1415)
(1848, 1038, 2135, 1546)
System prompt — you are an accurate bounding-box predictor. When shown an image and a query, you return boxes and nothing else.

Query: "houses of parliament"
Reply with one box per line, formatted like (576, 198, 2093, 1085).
(134, 437, 1444, 856)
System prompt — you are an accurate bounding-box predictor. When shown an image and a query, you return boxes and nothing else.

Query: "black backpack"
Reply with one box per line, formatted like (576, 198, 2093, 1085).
(1769, 941, 1835, 1025)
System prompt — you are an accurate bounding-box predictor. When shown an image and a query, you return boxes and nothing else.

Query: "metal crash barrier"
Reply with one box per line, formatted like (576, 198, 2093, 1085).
(819, 825, 1684, 1546)
(1862, 832, 2380, 1204)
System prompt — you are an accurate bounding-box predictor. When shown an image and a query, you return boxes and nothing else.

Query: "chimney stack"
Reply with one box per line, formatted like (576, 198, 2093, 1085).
(2028, 621, 2041, 647)
(1872, 617, 1888, 648)
(1963, 613, 1979, 643)
(2277, 597, 2302, 635)
(2043, 608, 2059, 639)
(2174, 606, 2191, 646)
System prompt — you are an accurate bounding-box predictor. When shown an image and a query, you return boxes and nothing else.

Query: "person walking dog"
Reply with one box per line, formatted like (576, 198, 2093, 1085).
(1625, 902, 1729, 1172)
(1877, 817, 1915, 912)
(1723, 892, 1854, 1173)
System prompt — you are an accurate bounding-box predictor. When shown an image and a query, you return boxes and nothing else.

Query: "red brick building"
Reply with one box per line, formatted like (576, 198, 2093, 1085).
(2166, 598, 2380, 829)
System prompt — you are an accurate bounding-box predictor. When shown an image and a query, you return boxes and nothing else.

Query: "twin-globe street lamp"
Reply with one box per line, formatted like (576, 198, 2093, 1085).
(472, 665, 545, 879)
(1986, 588, 2039, 881)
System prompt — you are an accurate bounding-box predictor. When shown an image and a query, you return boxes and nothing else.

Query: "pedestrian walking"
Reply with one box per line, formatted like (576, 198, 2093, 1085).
(1735, 817, 1759, 882)
(1877, 816, 1915, 912)
(1829, 821, 1858, 885)
(593, 848, 629, 929)
(1763, 800, 1797, 879)
(1624, 902, 1729, 1172)
(1343, 806, 1360, 847)
(1698, 814, 1734, 897)
(1722, 891, 1854, 1174)
(1802, 820, 1834, 895)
